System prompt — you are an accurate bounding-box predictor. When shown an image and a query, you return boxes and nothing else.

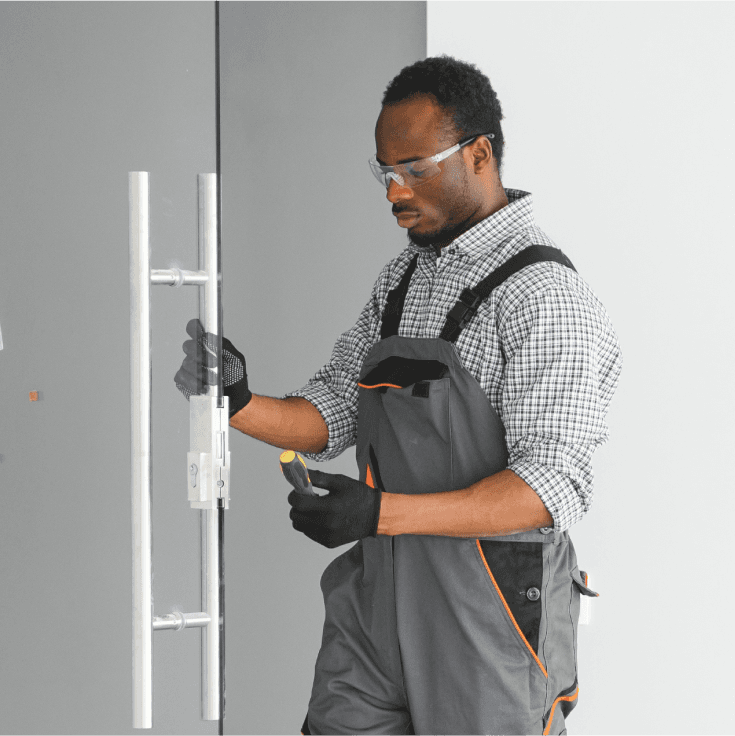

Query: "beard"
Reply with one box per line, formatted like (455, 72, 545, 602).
(408, 169, 473, 251)
(408, 218, 470, 250)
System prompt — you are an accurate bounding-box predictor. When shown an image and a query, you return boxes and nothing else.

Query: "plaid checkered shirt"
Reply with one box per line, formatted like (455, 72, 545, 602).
(285, 189, 622, 532)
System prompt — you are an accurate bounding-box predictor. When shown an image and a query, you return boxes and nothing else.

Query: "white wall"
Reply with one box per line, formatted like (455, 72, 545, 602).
(429, 2, 735, 732)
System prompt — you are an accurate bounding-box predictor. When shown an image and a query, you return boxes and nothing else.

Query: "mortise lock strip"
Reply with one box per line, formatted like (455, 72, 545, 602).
(187, 394, 231, 510)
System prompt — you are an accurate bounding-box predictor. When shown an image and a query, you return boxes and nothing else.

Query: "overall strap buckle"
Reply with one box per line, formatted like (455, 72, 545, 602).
(440, 245, 577, 344)
(445, 288, 482, 331)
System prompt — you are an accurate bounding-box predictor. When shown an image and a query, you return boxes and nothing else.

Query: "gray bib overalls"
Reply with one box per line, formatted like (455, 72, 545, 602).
(302, 246, 599, 735)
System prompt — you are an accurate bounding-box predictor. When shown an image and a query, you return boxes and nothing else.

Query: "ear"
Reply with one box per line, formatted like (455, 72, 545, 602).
(469, 136, 494, 174)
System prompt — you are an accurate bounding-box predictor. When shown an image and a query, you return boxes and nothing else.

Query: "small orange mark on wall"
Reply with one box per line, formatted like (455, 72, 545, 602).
(29, 391, 38, 401)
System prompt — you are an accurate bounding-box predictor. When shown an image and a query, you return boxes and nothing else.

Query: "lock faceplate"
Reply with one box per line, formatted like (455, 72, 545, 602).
(188, 395, 230, 510)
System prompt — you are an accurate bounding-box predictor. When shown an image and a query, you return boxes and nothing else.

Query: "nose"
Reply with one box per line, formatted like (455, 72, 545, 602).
(386, 177, 413, 204)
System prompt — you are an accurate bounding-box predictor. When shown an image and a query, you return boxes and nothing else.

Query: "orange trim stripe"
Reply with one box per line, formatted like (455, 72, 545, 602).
(543, 687, 579, 735)
(475, 539, 548, 679)
(357, 381, 403, 389)
(582, 571, 599, 596)
(366, 464, 375, 489)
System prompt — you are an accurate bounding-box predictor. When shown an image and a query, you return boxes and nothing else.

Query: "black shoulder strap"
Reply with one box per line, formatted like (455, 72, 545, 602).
(380, 254, 419, 339)
(439, 245, 576, 343)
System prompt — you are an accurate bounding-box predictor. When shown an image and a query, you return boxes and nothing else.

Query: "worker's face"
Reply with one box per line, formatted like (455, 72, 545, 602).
(374, 95, 481, 249)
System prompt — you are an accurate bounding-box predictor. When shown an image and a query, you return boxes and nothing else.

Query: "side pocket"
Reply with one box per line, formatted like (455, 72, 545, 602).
(476, 540, 547, 678)
(567, 564, 599, 656)
(571, 566, 599, 597)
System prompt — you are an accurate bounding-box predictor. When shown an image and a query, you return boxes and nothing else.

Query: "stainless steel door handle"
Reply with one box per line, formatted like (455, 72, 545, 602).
(130, 171, 227, 729)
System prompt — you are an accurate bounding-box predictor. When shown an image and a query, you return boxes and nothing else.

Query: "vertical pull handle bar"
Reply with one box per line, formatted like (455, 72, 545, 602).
(130, 172, 226, 729)
(130, 171, 153, 730)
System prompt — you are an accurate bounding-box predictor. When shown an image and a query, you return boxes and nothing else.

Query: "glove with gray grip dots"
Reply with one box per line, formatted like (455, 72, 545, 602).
(288, 469, 382, 549)
(174, 318, 253, 419)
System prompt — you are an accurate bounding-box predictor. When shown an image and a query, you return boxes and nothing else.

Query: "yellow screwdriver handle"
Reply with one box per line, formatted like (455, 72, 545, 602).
(279, 450, 316, 496)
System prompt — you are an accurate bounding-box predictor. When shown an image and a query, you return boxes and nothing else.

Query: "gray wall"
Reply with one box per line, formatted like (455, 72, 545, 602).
(428, 2, 735, 732)
(0, 2, 426, 734)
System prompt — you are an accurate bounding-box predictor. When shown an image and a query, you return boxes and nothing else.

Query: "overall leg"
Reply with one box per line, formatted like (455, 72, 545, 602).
(394, 535, 579, 735)
(305, 537, 412, 735)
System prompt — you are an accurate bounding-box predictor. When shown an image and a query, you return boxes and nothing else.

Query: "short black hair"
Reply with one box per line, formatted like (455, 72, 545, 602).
(382, 55, 505, 175)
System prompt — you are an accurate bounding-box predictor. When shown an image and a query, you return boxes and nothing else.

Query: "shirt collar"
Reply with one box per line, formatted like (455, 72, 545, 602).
(407, 188, 536, 262)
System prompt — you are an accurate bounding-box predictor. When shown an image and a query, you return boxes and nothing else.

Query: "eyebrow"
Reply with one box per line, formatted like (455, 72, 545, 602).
(375, 153, 424, 166)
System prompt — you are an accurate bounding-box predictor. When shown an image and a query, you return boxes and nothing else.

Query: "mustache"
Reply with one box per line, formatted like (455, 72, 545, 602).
(392, 206, 418, 215)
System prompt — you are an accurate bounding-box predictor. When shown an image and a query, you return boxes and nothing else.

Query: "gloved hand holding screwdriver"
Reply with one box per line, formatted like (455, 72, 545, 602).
(174, 319, 382, 548)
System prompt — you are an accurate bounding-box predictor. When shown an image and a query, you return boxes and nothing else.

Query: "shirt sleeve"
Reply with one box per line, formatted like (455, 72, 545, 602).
(499, 281, 623, 532)
(283, 281, 381, 462)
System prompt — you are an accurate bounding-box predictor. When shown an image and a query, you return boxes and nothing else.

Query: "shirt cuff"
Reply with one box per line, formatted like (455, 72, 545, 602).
(510, 461, 587, 533)
(283, 383, 357, 462)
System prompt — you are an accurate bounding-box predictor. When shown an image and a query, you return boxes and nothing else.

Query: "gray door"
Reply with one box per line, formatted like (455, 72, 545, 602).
(0, 2, 425, 734)
(217, 3, 426, 732)
(0, 2, 216, 734)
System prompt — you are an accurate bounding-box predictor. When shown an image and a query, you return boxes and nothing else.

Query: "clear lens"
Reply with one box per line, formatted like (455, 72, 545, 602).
(403, 159, 442, 185)
(369, 157, 442, 189)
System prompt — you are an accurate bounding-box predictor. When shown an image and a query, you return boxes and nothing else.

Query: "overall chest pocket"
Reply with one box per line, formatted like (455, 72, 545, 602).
(358, 356, 453, 495)
(358, 355, 449, 392)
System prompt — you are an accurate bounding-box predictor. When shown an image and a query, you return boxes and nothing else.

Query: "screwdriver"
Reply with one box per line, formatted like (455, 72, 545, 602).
(279, 450, 316, 496)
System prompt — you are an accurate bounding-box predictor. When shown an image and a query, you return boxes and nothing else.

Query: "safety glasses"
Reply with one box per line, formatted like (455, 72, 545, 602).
(369, 133, 493, 189)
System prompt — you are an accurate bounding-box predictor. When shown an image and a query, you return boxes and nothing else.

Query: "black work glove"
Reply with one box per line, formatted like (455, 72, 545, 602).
(174, 318, 253, 419)
(288, 469, 382, 549)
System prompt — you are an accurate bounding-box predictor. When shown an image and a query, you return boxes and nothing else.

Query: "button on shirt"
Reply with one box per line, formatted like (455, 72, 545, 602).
(285, 189, 623, 532)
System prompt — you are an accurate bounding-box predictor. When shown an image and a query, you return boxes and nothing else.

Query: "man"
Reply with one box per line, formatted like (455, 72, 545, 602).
(176, 56, 622, 735)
